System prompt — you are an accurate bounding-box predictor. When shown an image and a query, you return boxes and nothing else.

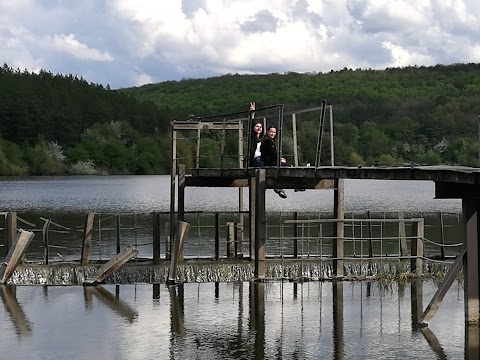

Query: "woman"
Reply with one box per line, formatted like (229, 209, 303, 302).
(249, 122, 264, 167)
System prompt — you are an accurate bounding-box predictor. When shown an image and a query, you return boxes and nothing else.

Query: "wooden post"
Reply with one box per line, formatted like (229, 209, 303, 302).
(227, 222, 235, 258)
(215, 213, 220, 260)
(292, 113, 299, 166)
(366, 211, 373, 257)
(167, 221, 190, 285)
(115, 215, 121, 254)
(42, 219, 51, 265)
(0, 230, 35, 284)
(438, 212, 446, 259)
(152, 212, 161, 264)
(333, 179, 345, 277)
(293, 212, 298, 258)
(410, 219, 424, 275)
(236, 223, 243, 258)
(398, 211, 408, 257)
(329, 105, 335, 166)
(83, 245, 139, 285)
(81, 212, 95, 266)
(178, 164, 185, 222)
(254, 169, 266, 280)
(5, 212, 17, 255)
(249, 176, 256, 261)
(195, 128, 201, 168)
(169, 128, 177, 261)
(462, 198, 480, 325)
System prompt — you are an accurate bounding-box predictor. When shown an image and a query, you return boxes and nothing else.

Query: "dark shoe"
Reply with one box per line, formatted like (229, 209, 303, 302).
(274, 189, 287, 199)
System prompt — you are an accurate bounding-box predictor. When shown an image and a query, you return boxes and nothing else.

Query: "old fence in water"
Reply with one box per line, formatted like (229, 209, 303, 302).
(1, 210, 464, 265)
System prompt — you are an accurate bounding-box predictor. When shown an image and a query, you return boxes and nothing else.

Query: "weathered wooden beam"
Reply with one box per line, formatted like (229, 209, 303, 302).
(419, 248, 466, 325)
(83, 246, 139, 285)
(411, 219, 424, 275)
(0, 230, 35, 284)
(81, 212, 95, 265)
(5, 212, 17, 255)
(167, 221, 190, 285)
(152, 212, 161, 265)
(173, 122, 241, 131)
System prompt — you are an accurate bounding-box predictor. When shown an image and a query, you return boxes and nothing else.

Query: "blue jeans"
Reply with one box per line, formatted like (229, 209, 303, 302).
(252, 157, 263, 167)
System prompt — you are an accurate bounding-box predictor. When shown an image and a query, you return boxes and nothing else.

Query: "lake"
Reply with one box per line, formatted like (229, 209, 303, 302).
(0, 176, 470, 359)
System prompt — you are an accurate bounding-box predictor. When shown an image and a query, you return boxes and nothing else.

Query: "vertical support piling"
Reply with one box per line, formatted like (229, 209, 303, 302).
(236, 223, 243, 258)
(410, 219, 424, 275)
(333, 179, 345, 278)
(254, 169, 266, 280)
(249, 176, 256, 261)
(81, 211, 94, 266)
(292, 113, 299, 166)
(169, 127, 177, 261)
(462, 199, 480, 325)
(332, 281, 344, 359)
(153, 212, 161, 264)
(5, 212, 17, 255)
(438, 212, 446, 259)
(177, 164, 186, 263)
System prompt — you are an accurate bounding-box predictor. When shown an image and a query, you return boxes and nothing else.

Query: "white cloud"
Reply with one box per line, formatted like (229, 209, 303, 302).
(1, 0, 480, 88)
(48, 34, 113, 62)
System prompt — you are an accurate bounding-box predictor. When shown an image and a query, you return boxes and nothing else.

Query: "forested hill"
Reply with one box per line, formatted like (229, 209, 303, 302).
(1, 62, 480, 176)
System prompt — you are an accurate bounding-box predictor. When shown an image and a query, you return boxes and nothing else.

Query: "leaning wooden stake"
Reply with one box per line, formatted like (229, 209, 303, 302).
(167, 221, 190, 285)
(83, 245, 138, 285)
(0, 230, 35, 284)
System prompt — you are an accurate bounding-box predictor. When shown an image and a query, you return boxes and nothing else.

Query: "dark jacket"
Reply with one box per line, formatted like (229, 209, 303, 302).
(260, 137, 277, 166)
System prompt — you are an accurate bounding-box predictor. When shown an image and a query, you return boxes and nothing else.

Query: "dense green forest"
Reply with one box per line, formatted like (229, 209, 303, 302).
(1, 62, 479, 176)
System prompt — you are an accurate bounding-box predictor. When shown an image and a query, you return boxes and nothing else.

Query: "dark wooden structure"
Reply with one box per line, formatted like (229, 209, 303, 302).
(174, 164, 480, 326)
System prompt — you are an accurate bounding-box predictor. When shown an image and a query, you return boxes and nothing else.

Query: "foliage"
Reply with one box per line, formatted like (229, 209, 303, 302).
(1, 62, 480, 175)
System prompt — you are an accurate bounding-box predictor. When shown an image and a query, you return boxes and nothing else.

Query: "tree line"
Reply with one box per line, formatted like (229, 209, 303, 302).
(1, 62, 479, 176)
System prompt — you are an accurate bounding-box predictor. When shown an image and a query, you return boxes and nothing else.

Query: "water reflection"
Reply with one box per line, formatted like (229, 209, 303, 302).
(0, 281, 470, 359)
(0, 285, 32, 337)
(83, 285, 138, 323)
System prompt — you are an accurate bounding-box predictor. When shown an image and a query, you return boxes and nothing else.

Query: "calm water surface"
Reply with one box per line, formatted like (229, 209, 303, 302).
(0, 281, 468, 360)
(0, 175, 462, 213)
(0, 176, 470, 359)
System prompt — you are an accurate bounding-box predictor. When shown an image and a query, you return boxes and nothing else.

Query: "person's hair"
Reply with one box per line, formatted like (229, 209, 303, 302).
(266, 125, 276, 131)
(252, 122, 264, 138)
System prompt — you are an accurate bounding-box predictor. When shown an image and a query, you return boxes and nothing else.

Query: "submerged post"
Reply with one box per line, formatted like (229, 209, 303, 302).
(81, 211, 95, 266)
(167, 221, 190, 285)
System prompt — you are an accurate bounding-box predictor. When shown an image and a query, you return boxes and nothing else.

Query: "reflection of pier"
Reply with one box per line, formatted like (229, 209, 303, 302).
(164, 281, 467, 358)
(83, 285, 138, 323)
(0, 285, 32, 336)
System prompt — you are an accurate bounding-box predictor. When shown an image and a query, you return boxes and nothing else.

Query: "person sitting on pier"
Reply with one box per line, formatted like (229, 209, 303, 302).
(261, 125, 287, 199)
(249, 122, 264, 167)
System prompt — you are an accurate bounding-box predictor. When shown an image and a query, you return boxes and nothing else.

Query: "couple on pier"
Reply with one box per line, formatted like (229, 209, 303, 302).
(249, 121, 287, 199)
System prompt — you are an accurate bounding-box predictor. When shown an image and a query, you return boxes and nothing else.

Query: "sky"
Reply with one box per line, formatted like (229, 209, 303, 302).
(1, 0, 480, 89)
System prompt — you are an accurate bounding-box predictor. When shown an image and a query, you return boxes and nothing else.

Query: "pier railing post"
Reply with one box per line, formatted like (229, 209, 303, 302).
(249, 176, 256, 261)
(410, 218, 424, 275)
(293, 212, 298, 258)
(81, 211, 95, 265)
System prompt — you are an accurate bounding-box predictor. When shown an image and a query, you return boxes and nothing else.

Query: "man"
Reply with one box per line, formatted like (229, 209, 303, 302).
(260, 126, 287, 198)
